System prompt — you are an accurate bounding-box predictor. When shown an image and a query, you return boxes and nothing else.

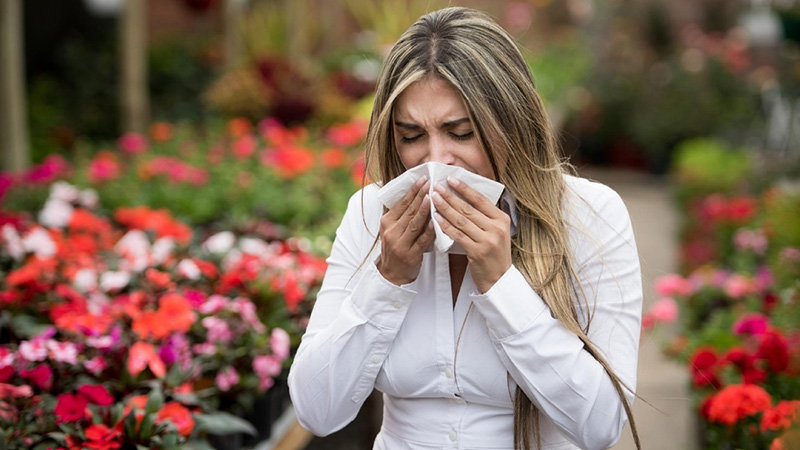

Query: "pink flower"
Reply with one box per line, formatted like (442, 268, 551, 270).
(199, 295, 228, 314)
(84, 356, 107, 376)
(754, 267, 774, 293)
(192, 343, 216, 355)
(0, 347, 15, 368)
(202, 317, 234, 344)
(733, 313, 769, 336)
(654, 274, 693, 297)
(734, 228, 768, 255)
(647, 297, 679, 324)
(233, 135, 258, 159)
(1, 224, 25, 261)
(270, 328, 290, 360)
(88, 154, 121, 182)
(215, 366, 239, 392)
(117, 132, 148, 155)
(23, 154, 70, 184)
(18, 340, 48, 362)
(38, 198, 74, 229)
(253, 355, 282, 378)
(725, 274, 755, 299)
(47, 340, 79, 365)
(231, 298, 266, 333)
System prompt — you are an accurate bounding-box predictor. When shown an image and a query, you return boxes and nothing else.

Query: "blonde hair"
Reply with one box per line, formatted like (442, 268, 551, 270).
(363, 7, 640, 450)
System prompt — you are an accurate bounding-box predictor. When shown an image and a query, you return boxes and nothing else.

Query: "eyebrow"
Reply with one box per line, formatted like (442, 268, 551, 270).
(394, 117, 471, 130)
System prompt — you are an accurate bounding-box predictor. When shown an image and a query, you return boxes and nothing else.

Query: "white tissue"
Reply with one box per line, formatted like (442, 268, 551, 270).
(376, 162, 505, 254)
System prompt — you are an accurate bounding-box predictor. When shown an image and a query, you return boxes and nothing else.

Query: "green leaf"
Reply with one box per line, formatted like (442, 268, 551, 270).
(124, 410, 138, 438)
(138, 413, 155, 439)
(9, 314, 51, 339)
(193, 412, 257, 436)
(145, 386, 164, 415)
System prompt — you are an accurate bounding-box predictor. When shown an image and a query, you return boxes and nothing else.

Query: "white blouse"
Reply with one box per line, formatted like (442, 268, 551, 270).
(288, 175, 642, 450)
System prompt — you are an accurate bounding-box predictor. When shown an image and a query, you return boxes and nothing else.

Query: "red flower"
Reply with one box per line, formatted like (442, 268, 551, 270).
(761, 400, 799, 432)
(705, 384, 772, 426)
(54, 393, 88, 423)
(77, 384, 114, 406)
(690, 347, 721, 388)
(20, 365, 53, 391)
(84, 423, 122, 450)
(260, 146, 315, 178)
(156, 402, 195, 436)
(757, 329, 790, 373)
(145, 268, 173, 290)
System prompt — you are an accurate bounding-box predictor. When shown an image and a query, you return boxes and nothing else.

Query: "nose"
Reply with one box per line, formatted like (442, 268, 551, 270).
(426, 134, 455, 165)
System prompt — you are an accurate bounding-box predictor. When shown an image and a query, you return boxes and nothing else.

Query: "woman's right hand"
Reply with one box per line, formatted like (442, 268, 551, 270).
(377, 177, 435, 286)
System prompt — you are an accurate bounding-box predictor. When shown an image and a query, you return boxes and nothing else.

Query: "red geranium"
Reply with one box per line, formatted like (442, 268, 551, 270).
(19, 364, 53, 391)
(761, 400, 800, 432)
(690, 347, 721, 388)
(757, 329, 790, 373)
(706, 384, 772, 426)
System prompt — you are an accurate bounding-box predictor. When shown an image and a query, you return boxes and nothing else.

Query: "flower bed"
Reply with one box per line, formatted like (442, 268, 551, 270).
(0, 177, 328, 448)
(642, 139, 800, 449)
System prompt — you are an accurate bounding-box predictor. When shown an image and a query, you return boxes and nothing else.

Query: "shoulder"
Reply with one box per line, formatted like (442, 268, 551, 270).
(562, 174, 630, 229)
(340, 183, 383, 236)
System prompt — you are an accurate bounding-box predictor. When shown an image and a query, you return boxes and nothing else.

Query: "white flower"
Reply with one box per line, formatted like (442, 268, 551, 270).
(203, 231, 235, 254)
(1, 224, 25, 261)
(100, 270, 130, 292)
(221, 248, 243, 271)
(87, 292, 110, 314)
(152, 237, 175, 265)
(38, 198, 74, 229)
(79, 188, 99, 209)
(240, 237, 271, 257)
(115, 230, 151, 271)
(73, 268, 98, 293)
(177, 259, 201, 280)
(50, 181, 80, 203)
(22, 227, 57, 258)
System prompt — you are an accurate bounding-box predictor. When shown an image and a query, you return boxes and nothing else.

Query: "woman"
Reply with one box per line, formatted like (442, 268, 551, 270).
(289, 7, 642, 450)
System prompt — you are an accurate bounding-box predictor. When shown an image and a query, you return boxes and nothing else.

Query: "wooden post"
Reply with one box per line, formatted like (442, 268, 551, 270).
(0, 0, 30, 172)
(120, 0, 148, 134)
(224, 0, 247, 71)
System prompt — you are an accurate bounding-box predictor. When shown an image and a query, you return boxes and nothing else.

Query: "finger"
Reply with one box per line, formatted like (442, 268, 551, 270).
(432, 182, 490, 237)
(384, 176, 429, 221)
(446, 177, 505, 220)
(412, 220, 436, 252)
(400, 192, 432, 244)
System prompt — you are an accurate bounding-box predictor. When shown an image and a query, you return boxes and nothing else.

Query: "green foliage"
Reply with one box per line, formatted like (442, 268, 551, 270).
(672, 138, 752, 208)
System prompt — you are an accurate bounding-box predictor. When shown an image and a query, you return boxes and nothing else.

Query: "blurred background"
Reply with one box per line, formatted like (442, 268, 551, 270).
(1, 1, 799, 449)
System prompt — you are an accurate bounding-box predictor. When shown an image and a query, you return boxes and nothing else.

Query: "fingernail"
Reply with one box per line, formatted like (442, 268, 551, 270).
(448, 176, 460, 186)
(415, 177, 426, 186)
(433, 183, 446, 194)
(423, 193, 430, 203)
(432, 192, 443, 204)
(434, 212, 444, 223)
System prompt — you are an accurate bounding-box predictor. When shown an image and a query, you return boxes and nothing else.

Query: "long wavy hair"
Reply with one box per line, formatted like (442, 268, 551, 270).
(362, 7, 640, 450)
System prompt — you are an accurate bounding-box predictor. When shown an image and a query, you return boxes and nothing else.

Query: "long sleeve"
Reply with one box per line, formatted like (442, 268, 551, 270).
(288, 187, 417, 436)
(469, 180, 642, 450)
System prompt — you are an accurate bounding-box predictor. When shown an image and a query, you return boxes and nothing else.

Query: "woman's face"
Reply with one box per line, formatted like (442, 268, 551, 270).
(392, 77, 496, 180)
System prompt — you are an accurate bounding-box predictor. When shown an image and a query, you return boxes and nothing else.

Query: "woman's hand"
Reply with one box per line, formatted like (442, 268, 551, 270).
(377, 177, 436, 286)
(432, 177, 512, 293)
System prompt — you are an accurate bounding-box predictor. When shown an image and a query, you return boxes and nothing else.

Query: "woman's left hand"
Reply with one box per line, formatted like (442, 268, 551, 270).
(432, 177, 512, 293)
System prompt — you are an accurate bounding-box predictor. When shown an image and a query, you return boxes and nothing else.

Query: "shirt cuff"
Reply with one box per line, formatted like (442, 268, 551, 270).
(348, 262, 418, 331)
(469, 265, 550, 341)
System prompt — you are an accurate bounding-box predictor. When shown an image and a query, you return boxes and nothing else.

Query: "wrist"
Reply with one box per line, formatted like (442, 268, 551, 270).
(376, 257, 415, 286)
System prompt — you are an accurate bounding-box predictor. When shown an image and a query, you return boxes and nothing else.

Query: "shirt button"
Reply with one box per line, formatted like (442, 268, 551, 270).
(393, 301, 402, 309)
(445, 368, 452, 378)
(371, 355, 381, 364)
(449, 431, 457, 441)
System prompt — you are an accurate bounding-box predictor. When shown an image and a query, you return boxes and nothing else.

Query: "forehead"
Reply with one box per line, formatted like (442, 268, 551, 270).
(392, 77, 468, 122)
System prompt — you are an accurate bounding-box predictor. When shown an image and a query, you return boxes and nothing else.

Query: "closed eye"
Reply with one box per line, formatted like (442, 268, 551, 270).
(400, 134, 423, 143)
(450, 131, 474, 141)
